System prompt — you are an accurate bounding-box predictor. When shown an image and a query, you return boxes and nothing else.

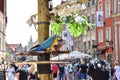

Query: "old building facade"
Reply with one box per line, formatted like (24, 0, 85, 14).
(6, 43, 24, 60)
(72, 0, 97, 57)
(0, 11, 6, 59)
(82, 0, 97, 57)
(96, 0, 113, 63)
(112, 0, 120, 63)
(0, 0, 7, 59)
(50, 0, 120, 63)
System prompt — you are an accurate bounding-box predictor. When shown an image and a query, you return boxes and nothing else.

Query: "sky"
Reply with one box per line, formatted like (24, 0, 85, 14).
(6, 0, 61, 47)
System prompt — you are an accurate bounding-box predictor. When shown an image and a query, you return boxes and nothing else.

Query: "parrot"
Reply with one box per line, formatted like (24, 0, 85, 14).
(29, 35, 59, 52)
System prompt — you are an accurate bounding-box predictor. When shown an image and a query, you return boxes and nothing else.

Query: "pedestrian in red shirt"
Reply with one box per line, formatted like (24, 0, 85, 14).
(52, 63, 58, 80)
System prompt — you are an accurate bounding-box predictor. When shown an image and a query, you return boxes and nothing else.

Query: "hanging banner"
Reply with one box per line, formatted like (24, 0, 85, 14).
(96, 11, 104, 27)
(62, 30, 68, 40)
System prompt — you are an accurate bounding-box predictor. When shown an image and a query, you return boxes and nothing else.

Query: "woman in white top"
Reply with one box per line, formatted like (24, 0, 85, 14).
(114, 61, 120, 80)
(7, 63, 15, 80)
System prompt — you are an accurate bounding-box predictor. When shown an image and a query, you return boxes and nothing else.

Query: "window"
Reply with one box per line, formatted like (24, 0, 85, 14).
(92, 14, 95, 28)
(98, 29, 103, 42)
(98, 4, 102, 11)
(92, 0, 95, 5)
(89, 15, 92, 23)
(107, 54, 112, 63)
(88, 41, 91, 49)
(118, 0, 120, 12)
(88, 2, 90, 7)
(92, 14, 95, 24)
(84, 42, 86, 52)
(0, 38, 1, 50)
(105, 0, 110, 18)
(106, 27, 111, 40)
(92, 40, 96, 45)
(88, 16, 90, 23)
(92, 40, 95, 45)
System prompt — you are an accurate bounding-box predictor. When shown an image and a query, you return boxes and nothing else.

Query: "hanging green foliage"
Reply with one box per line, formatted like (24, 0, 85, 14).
(6, 52, 10, 60)
(51, 13, 94, 37)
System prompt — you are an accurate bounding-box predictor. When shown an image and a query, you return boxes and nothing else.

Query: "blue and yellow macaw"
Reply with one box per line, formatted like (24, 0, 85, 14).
(29, 35, 59, 52)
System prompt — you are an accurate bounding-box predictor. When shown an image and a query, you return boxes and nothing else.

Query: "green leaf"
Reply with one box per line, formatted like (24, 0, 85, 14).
(85, 21, 92, 28)
(51, 14, 94, 37)
(51, 22, 63, 34)
(68, 22, 86, 37)
(82, 16, 88, 21)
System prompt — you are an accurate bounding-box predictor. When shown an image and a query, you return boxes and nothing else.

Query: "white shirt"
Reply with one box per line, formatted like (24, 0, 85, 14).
(114, 65, 120, 80)
(7, 66, 15, 80)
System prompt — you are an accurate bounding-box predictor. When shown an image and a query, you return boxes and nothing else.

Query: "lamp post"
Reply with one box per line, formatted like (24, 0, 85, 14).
(106, 39, 110, 52)
(106, 39, 110, 47)
(106, 39, 113, 52)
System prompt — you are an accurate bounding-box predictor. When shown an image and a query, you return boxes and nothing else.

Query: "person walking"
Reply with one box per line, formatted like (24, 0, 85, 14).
(88, 55, 110, 80)
(68, 62, 73, 80)
(7, 63, 15, 80)
(11, 60, 18, 71)
(78, 60, 88, 80)
(114, 61, 120, 80)
(28, 64, 37, 80)
(52, 63, 58, 80)
(64, 64, 69, 80)
(16, 64, 28, 80)
(110, 66, 115, 80)
(11, 60, 19, 80)
(59, 63, 65, 80)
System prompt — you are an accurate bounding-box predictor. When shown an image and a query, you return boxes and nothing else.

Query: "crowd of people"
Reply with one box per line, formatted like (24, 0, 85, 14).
(5, 61, 37, 80)
(51, 60, 90, 80)
(0, 55, 120, 80)
(51, 56, 120, 80)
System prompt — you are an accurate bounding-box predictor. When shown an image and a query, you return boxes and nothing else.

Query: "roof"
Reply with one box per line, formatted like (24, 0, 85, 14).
(8, 44, 21, 52)
(8, 44, 19, 48)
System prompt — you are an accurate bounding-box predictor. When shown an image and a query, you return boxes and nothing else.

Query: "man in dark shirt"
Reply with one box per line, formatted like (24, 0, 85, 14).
(59, 64, 65, 80)
(11, 61, 18, 71)
(79, 61, 88, 80)
(88, 57, 109, 80)
(16, 64, 28, 80)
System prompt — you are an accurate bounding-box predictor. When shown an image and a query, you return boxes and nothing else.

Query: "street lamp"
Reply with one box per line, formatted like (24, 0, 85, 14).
(106, 39, 110, 47)
(106, 39, 109, 52)
(105, 39, 113, 52)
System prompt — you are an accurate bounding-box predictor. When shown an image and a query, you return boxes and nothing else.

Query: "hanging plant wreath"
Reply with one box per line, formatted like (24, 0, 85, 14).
(51, 13, 94, 37)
